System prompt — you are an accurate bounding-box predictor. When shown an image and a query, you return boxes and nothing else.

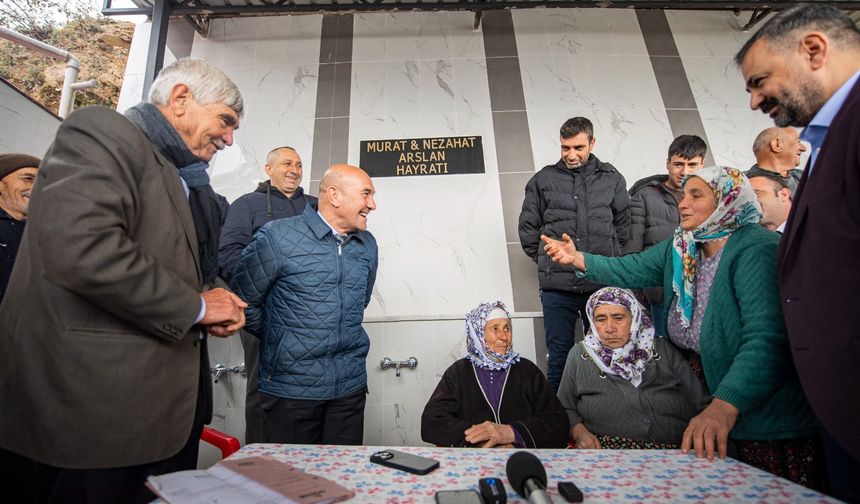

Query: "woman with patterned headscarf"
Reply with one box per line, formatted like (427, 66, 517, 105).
(558, 287, 709, 450)
(542, 166, 822, 489)
(421, 301, 569, 448)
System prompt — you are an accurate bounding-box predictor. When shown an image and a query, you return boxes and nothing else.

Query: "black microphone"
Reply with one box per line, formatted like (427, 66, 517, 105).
(505, 451, 553, 504)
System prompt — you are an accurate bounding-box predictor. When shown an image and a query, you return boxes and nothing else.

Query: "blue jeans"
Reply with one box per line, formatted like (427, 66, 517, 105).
(541, 289, 591, 390)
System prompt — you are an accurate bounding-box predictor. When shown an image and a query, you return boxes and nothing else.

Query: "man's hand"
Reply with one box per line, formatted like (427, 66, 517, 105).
(200, 288, 248, 337)
(571, 423, 601, 449)
(681, 398, 739, 460)
(464, 421, 516, 448)
(541, 233, 585, 270)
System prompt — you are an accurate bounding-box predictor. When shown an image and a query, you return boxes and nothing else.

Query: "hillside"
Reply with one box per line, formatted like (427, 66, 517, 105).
(0, 17, 134, 114)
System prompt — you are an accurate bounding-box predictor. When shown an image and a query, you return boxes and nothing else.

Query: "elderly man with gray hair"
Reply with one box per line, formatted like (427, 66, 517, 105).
(0, 58, 247, 503)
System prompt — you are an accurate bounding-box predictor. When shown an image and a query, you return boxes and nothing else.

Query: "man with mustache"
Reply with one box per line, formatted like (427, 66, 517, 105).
(736, 4, 860, 501)
(230, 164, 378, 446)
(0, 153, 39, 306)
(0, 58, 247, 503)
(745, 127, 807, 194)
(218, 146, 317, 444)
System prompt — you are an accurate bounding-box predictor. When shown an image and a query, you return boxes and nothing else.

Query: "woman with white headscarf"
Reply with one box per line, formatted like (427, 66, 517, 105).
(558, 287, 709, 450)
(543, 166, 822, 488)
(421, 301, 569, 448)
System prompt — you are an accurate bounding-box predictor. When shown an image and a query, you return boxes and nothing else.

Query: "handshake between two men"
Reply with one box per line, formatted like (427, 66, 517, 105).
(201, 287, 248, 337)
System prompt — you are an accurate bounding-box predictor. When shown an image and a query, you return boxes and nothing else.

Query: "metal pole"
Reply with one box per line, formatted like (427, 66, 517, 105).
(0, 26, 84, 118)
(141, 0, 173, 101)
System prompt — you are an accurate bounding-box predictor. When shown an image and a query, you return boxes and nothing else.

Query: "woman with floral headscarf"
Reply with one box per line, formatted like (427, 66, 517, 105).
(558, 287, 709, 450)
(421, 301, 569, 448)
(542, 166, 822, 488)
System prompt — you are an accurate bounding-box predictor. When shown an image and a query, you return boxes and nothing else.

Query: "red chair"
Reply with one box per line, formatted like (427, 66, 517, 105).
(201, 426, 241, 459)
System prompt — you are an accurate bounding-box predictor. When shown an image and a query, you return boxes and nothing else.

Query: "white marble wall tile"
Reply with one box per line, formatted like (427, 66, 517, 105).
(519, 54, 595, 111)
(682, 57, 753, 110)
(281, 65, 321, 119)
(541, 8, 648, 57)
(697, 108, 773, 169)
(255, 15, 323, 67)
(419, 59, 457, 115)
(451, 58, 492, 115)
(544, 10, 585, 56)
(351, 61, 387, 118)
(510, 318, 538, 364)
(586, 55, 664, 110)
(666, 10, 753, 58)
(384, 60, 421, 116)
(448, 12, 485, 60)
(363, 404, 386, 446)
(417, 12, 452, 61)
(242, 66, 289, 124)
(367, 245, 431, 316)
(380, 321, 437, 406)
(384, 13, 420, 62)
(190, 19, 256, 70)
(367, 174, 497, 248)
(511, 9, 550, 57)
(352, 13, 387, 63)
(232, 64, 319, 124)
(432, 319, 468, 378)
(383, 402, 428, 446)
(422, 244, 514, 316)
(366, 244, 513, 319)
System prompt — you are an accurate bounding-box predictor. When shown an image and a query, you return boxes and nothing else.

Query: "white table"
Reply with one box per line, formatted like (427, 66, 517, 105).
(226, 444, 839, 503)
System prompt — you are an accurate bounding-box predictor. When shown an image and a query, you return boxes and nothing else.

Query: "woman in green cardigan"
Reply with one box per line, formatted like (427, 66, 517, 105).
(542, 166, 821, 488)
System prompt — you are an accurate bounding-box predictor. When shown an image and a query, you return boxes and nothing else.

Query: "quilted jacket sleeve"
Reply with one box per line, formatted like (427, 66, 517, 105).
(228, 224, 281, 337)
(218, 196, 254, 281)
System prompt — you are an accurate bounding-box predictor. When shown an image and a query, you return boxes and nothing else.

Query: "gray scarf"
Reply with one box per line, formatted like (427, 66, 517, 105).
(125, 102, 223, 284)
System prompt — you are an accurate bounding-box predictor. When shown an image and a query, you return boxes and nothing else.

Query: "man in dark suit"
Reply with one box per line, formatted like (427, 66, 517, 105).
(0, 58, 247, 503)
(736, 4, 860, 501)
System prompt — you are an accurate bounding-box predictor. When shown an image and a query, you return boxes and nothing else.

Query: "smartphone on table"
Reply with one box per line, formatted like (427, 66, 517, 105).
(434, 489, 483, 503)
(369, 449, 440, 475)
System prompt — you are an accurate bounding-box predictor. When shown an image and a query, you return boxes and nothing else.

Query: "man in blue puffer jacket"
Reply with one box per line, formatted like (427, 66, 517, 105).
(230, 164, 378, 445)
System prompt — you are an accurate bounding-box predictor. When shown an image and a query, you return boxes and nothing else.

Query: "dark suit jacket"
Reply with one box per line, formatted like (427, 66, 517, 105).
(0, 106, 210, 469)
(779, 77, 860, 461)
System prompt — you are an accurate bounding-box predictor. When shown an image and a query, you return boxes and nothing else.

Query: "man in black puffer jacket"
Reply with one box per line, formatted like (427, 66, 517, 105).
(623, 135, 706, 336)
(518, 117, 630, 390)
(218, 145, 317, 444)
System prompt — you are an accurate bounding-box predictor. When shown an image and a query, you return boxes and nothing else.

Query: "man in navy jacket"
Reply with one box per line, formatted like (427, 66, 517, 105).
(230, 164, 378, 445)
(218, 146, 317, 443)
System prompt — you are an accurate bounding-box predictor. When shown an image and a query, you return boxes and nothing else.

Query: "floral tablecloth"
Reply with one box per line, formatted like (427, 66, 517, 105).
(230, 444, 838, 503)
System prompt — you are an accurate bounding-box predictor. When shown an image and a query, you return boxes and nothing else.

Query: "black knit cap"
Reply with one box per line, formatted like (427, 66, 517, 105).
(0, 153, 41, 181)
